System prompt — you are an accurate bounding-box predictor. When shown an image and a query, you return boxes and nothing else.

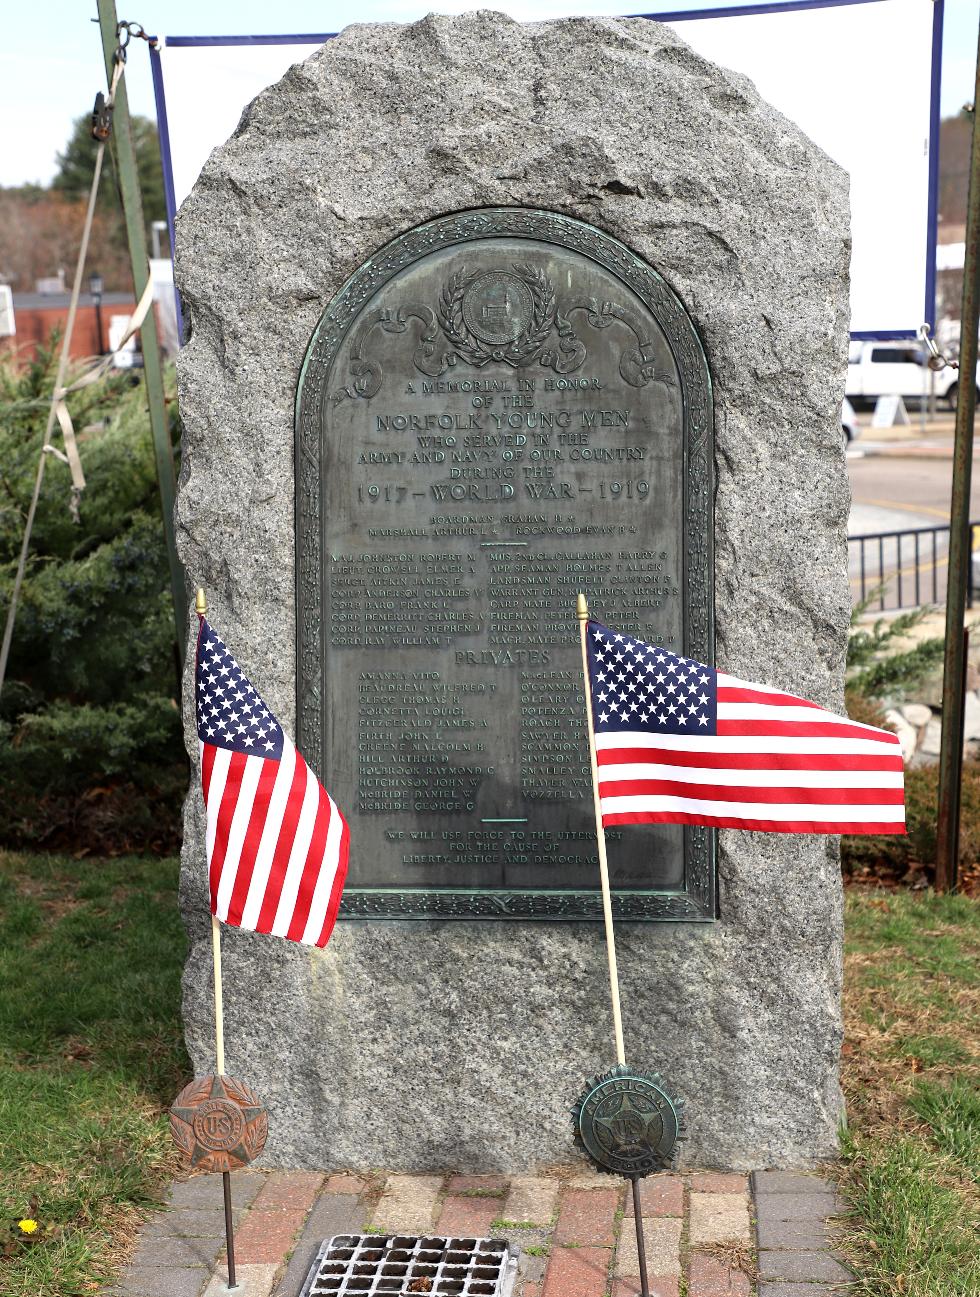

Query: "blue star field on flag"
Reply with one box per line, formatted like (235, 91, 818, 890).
(195, 619, 284, 760)
(584, 617, 905, 835)
(586, 624, 718, 735)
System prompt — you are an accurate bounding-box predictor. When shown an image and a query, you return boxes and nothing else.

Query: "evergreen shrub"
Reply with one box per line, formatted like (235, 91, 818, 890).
(0, 340, 185, 852)
(842, 759, 980, 893)
(842, 605, 980, 894)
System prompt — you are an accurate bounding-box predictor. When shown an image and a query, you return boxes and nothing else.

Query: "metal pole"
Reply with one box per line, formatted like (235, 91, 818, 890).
(95, 0, 187, 659)
(630, 1178, 651, 1297)
(223, 1171, 238, 1290)
(208, 732, 238, 1289)
(920, 352, 927, 438)
(936, 25, 980, 894)
(956, 627, 969, 872)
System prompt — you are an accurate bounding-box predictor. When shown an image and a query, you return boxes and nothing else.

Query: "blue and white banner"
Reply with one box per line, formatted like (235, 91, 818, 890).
(150, 0, 943, 338)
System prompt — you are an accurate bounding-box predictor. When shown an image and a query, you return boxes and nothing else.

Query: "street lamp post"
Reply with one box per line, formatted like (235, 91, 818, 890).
(88, 271, 104, 355)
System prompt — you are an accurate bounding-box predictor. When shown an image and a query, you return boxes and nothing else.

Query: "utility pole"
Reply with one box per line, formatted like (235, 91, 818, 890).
(936, 24, 980, 893)
(95, 0, 187, 657)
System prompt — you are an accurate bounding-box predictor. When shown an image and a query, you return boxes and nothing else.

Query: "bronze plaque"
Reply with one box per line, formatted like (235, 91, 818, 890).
(296, 209, 714, 920)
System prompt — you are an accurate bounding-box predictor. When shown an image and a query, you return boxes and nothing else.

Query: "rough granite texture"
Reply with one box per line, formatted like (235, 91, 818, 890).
(174, 11, 851, 1170)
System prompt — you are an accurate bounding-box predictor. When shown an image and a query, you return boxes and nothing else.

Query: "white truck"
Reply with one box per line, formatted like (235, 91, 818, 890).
(846, 340, 976, 411)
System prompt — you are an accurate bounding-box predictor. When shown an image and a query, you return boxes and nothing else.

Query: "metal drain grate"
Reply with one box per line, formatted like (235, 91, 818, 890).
(299, 1233, 517, 1296)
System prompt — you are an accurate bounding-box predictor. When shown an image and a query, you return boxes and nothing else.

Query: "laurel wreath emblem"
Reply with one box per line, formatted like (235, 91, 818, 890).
(438, 263, 556, 367)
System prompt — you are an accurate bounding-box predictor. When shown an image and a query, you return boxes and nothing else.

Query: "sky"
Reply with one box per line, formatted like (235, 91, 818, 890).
(0, 0, 977, 188)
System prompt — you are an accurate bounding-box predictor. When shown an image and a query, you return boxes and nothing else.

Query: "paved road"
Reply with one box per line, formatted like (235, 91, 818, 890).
(847, 452, 980, 529)
(846, 447, 980, 609)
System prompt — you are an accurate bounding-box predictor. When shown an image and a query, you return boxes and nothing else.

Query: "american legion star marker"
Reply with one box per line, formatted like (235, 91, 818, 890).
(170, 1073, 268, 1174)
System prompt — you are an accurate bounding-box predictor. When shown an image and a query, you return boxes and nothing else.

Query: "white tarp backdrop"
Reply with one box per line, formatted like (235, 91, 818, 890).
(152, 0, 939, 337)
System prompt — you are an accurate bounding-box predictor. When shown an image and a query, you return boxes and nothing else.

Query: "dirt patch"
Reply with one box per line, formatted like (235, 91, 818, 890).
(11, 873, 82, 921)
(696, 1241, 758, 1283)
(840, 903, 979, 1207)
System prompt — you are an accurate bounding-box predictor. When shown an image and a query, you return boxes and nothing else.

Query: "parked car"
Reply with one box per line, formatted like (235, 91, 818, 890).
(846, 340, 976, 411)
(842, 397, 859, 443)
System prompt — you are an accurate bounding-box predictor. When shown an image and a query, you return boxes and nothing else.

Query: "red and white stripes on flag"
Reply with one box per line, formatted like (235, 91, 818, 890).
(196, 617, 349, 947)
(201, 735, 349, 946)
(586, 622, 906, 835)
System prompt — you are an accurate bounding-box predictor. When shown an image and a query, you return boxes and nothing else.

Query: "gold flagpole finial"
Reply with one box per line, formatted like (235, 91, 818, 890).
(195, 587, 207, 616)
(576, 592, 589, 622)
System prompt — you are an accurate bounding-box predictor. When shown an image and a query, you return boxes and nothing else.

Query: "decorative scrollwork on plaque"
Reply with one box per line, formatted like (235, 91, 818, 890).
(330, 305, 457, 404)
(328, 259, 681, 402)
(337, 888, 706, 920)
(554, 298, 667, 390)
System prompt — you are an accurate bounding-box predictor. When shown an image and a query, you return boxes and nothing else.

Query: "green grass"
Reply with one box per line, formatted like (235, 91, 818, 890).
(0, 851, 189, 1295)
(839, 889, 980, 1297)
(908, 1078, 980, 1181)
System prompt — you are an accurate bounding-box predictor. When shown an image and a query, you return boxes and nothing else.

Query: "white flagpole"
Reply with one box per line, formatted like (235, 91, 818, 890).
(197, 587, 237, 1290)
(197, 590, 227, 1074)
(211, 913, 225, 1076)
(577, 593, 626, 1067)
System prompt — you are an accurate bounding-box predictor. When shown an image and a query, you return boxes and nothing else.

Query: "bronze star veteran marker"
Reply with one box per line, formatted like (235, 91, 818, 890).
(573, 1064, 684, 1178)
(170, 1073, 268, 1174)
(571, 1065, 685, 1297)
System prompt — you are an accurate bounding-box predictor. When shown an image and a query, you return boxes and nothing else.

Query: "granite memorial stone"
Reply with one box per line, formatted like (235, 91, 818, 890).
(175, 11, 851, 1170)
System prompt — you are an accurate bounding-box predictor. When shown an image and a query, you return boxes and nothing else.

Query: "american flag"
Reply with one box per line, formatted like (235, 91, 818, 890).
(196, 616, 349, 947)
(586, 620, 905, 834)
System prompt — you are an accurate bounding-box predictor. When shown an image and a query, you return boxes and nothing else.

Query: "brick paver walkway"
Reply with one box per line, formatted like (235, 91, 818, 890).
(106, 1167, 853, 1297)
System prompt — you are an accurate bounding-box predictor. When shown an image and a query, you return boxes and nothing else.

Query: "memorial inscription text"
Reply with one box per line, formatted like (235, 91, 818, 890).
(296, 210, 714, 918)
